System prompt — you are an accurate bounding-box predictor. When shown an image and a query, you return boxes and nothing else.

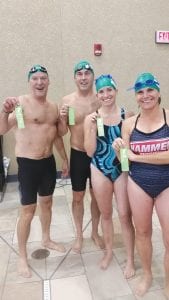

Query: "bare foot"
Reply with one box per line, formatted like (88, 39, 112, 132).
(42, 240, 66, 253)
(72, 236, 83, 253)
(135, 275, 152, 297)
(18, 258, 31, 278)
(92, 234, 105, 249)
(99, 251, 113, 270)
(164, 284, 169, 299)
(123, 261, 135, 279)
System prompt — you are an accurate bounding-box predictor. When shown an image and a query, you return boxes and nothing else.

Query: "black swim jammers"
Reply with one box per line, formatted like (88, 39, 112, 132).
(70, 148, 92, 191)
(17, 155, 56, 205)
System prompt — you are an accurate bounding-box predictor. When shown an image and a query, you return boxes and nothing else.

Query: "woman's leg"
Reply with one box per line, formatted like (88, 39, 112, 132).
(128, 177, 154, 297)
(114, 173, 135, 278)
(91, 164, 114, 269)
(155, 188, 169, 299)
(89, 187, 104, 249)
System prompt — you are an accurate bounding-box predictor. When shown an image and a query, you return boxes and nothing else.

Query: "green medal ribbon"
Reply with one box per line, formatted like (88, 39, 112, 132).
(15, 105, 25, 129)
(97, 117, 104, 137)
(68, 107, 75, 125)
(120, 148, 129, 172)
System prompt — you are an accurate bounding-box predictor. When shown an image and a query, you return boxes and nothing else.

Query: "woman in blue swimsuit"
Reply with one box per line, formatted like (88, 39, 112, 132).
(113, 73, 169, 298)
(84, 75, 135, 276)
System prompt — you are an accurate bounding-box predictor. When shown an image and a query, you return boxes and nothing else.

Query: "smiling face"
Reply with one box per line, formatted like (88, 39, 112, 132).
(97, 86, 117, 106)
(74, 69, 94, 92)
(136, 87, 160, 110)
(29, 72, 49, 99)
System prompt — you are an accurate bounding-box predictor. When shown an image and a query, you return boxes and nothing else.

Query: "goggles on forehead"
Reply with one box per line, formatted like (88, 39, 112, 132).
(95, 74, 113, 84)
(134, 79, 160, 92)
(28, 65, 48, 80)
(74, 63, 94, 75)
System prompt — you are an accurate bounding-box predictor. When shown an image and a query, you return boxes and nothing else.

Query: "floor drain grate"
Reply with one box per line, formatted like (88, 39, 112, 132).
(31, 249, 50, 259)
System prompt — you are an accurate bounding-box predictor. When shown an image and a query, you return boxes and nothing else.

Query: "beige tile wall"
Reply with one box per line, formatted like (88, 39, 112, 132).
(0, 0, 169, 174)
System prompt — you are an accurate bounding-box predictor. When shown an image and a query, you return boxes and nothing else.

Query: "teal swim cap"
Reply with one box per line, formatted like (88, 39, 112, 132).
(28, 64, 48, 81)
(134, 73, 160, 92)
(95, 74, 117, 92)
(74, 60, 94, 76)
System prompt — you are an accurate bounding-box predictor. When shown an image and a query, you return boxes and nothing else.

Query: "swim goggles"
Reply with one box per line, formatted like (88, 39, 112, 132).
(74, 63, 94, 75)
(28, 65, 48, 80)
(134, 79, 160, 91)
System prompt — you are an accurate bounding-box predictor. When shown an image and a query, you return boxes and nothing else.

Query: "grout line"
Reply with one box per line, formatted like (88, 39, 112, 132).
(83, 219, 92, 232)
(0, 235, 44, 280)
(49, 246, 73, 280)
(48, 218, 92, 280)
(0, 235, 19, 256)
(0, 217, 92, 283)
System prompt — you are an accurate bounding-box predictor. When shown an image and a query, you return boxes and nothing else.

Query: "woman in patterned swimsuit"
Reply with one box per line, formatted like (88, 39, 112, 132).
(84, 75, 135, 275)
(113, 73, 169, 298)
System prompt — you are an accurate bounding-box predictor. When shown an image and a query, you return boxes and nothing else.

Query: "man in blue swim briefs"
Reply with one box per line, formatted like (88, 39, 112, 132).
(113, 72, 169, 298)
(0, 65, 69, 278)
(58, 60, 104, 252)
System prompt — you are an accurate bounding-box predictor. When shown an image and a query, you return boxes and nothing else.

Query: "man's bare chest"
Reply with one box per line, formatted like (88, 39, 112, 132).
(24, 108, 57, 125)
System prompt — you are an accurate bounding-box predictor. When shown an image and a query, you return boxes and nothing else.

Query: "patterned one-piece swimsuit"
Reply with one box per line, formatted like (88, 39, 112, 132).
(91, 108, 125, 181)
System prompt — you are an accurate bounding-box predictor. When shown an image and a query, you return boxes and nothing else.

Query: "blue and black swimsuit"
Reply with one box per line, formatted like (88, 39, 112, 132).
(91, 108, 125, 182)
(129, 108, 169, 198)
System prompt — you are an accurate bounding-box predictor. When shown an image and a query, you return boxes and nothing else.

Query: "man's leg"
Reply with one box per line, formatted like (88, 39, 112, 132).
(90, 188, 105, 249)
(17, 203, 36, 278)
(39, 195, 65, 252)
(72, 190, 85, 252)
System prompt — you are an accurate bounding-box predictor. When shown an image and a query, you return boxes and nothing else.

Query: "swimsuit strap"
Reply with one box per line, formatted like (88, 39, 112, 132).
(163, 108, 167, 125)
(134, 108, 166, 129)
(121, 107, 125, 120)
(96, 108, 125, 119)
(134, 114, 140, 129)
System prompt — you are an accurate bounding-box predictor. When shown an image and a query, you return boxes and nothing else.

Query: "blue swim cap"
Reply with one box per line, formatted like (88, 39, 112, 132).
(95, 74, 117, 92)
(131, 73, 160, 92)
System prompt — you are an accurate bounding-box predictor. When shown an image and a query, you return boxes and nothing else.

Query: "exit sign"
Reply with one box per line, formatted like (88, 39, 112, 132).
(155, 31, 169, 43)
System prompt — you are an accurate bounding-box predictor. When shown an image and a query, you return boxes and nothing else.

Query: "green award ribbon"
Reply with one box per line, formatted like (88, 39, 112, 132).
(15, 105, 25, 129)
(97, 117, 104, 137)
(68, 107, 75, 125)
(120, 148, 129, 172)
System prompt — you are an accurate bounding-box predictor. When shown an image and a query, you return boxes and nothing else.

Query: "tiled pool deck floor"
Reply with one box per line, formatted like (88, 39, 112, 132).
(0, 180, 166, 300)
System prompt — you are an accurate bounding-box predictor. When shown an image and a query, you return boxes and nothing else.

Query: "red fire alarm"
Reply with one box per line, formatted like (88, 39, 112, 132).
(94, 43, 102, 56)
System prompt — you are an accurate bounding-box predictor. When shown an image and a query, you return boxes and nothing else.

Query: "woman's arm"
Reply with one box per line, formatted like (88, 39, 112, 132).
(128, 149, 169, 165)
(112, 116, 135, 160)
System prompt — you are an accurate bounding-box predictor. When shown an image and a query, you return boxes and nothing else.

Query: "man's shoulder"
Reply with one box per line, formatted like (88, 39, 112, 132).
(18, 94, 28, 99)
(62, 92, 76, 102)
(48, 101, 58, 109)
(18, 94, 29, 104)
